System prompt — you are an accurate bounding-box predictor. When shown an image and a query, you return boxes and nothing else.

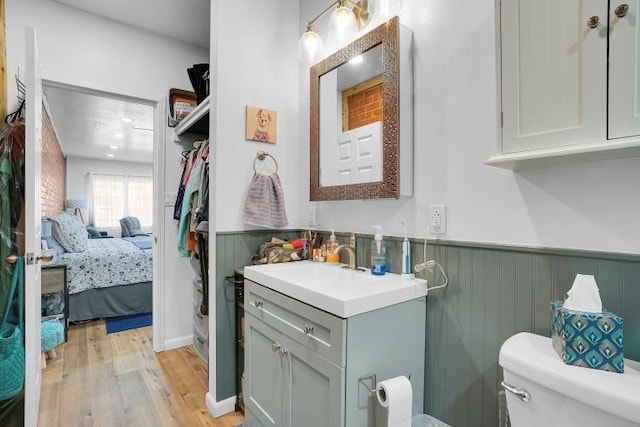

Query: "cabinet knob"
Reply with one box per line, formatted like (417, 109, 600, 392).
(615, 4, 629, 18)
(587, 15, 600, 28)
(304, 324, 314, 335)
(272, 343, 281, 352)
(278, 347, 288, 357)
(254, 300, 263, 308)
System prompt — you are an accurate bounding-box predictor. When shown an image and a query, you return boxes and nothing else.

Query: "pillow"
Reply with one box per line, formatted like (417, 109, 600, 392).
(48, 212, 88, 253)
(86, 225, 101, 237)
(43, 236, 66, 256)
(120, 216, 142, 237)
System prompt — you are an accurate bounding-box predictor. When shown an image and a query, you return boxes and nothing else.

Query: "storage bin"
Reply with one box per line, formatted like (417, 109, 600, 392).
(193, 304, 208, 337)
(192, 326, 208, 363)
(412, 414, 450, 427)
(193, 277, 203, 308)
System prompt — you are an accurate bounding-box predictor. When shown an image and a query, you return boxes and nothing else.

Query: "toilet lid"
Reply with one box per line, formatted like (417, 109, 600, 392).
(499, 332, 640, 425)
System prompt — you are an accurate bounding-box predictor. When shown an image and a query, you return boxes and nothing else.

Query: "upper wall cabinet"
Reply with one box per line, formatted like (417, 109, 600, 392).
(487, 0, 640, 169)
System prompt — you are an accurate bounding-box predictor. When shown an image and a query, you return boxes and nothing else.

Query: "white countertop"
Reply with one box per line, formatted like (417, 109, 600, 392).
(243, 261, 428, 318)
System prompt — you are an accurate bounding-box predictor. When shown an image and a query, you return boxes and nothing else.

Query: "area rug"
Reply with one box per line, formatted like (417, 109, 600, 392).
(105, 313, 152, 334)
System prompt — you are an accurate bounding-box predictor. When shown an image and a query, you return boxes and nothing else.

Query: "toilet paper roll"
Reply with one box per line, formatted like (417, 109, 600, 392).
(376, 376, 412, 427)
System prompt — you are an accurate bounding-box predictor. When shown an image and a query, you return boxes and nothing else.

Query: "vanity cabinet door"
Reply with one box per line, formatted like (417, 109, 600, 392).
(500, 0, 607, 153)
(283, 336, 345, 427)
(608, 0, 640, 139)
(245, 313, 286, 427)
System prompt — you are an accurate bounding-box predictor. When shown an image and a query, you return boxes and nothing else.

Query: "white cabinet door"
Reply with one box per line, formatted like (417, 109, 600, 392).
(500, 0, 608, 153)
(608, 0, 640, 139)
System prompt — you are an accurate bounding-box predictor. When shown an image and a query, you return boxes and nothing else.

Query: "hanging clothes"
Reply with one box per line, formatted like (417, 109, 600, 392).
(177, 140, 209, 257)
(0, 119, 25, 311)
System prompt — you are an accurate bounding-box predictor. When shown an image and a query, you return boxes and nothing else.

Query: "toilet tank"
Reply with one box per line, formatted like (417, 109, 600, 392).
(499, 332, 640, 427)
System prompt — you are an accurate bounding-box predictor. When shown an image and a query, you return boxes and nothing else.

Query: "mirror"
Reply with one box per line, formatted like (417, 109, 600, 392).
(310, 17, 411, 201)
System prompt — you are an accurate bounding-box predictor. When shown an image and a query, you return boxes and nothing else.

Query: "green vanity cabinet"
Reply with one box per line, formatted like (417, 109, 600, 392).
(243, 279, 426, 427)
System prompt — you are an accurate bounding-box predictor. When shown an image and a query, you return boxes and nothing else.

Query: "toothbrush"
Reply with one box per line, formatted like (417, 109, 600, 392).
(402, 221, 411, 275)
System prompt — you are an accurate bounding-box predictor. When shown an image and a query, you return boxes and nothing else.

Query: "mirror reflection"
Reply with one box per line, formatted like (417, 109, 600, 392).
(319, 44, 384, 187)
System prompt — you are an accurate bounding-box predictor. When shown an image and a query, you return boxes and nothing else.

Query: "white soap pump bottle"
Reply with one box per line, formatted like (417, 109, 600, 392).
(370, 225, 387, 276)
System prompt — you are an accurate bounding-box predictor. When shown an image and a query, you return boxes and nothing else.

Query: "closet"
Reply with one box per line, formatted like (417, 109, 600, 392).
(172, 95, 211, 365)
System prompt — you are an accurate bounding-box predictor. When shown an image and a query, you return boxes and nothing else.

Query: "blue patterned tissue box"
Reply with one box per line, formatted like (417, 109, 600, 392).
(550, 301, 624, 373)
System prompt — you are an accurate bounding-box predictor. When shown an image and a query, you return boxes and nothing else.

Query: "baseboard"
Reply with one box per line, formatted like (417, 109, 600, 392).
(163, 334, 193, 351)
(206, 392, 236, 418)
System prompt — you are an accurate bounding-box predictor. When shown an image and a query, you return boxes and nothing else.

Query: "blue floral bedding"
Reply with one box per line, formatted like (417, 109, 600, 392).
(60, 238, 153, 295)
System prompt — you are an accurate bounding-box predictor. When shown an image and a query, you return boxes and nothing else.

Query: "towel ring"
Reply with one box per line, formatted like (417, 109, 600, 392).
(253, 150, 279, 174)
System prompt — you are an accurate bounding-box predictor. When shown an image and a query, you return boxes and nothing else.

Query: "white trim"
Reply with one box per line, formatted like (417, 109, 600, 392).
(164, 335, 193, 351)
(152, 98, 167, 352)
(205, 393, 236, 418)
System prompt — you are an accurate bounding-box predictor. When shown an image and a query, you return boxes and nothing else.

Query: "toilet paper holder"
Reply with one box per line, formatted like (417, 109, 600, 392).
(359, 373, 412, 394)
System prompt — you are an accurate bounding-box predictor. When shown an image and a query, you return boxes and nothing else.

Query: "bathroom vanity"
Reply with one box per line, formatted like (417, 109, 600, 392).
(243, 262, 427, 427)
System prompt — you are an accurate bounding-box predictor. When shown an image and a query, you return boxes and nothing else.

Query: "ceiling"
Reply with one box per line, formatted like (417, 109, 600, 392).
(44, 85, 155, 163)
(43, 0, 211, 164)
(52, 0, 210, 48)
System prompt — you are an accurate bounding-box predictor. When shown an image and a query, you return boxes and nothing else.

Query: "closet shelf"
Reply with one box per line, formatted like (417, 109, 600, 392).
(175, 95, 210, 136)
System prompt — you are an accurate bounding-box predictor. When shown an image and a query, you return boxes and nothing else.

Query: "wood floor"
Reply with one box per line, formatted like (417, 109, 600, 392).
(39, 320, 244, 427)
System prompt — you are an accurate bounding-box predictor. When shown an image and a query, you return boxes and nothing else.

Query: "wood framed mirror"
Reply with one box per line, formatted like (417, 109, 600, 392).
(310, 16, 407, 201)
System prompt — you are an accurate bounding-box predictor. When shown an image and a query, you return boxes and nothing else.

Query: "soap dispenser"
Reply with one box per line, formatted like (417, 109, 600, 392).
(326, 230, 339, 263)
(370, 225, 387, 276)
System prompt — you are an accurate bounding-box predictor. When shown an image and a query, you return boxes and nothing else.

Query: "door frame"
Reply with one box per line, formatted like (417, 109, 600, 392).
(40, 80, 166, 352)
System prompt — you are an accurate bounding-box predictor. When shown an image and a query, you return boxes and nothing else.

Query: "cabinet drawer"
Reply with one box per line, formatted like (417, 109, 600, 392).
(41, 268, 65, 294)
(245, 279, 345, 366)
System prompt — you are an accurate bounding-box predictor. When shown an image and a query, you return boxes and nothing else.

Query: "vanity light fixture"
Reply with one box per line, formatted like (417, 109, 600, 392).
(298, 0, 402, 64)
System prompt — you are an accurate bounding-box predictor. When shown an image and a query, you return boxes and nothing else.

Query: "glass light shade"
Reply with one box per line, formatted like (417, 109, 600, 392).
(372, 0, 403, 20)
(328, 5, 358, 46)
(298, 28, 324, 64)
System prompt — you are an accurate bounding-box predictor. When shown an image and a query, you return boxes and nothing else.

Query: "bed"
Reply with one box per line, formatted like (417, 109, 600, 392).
(43, 214, 153, 322)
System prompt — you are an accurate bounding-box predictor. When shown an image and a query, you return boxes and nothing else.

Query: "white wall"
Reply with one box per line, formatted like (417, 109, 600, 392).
(6, 0, 207, 109)
(212, 0, 302, 232)
(298, 0, 640, 255)
(6, 0, 209, 347)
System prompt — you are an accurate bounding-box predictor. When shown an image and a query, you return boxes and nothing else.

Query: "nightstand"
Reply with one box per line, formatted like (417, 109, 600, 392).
(41, 264, 69, 342)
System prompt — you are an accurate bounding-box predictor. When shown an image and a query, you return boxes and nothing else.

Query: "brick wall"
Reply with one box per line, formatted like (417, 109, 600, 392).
(347, 84, 383, 130)
(41, 108, 66, 216)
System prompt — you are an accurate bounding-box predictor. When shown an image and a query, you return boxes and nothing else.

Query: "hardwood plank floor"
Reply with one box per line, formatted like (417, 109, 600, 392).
(39, 320, 244, 427)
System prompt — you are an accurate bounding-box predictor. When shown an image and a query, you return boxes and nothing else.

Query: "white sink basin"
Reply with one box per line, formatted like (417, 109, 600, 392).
(243, 261, 428, 318)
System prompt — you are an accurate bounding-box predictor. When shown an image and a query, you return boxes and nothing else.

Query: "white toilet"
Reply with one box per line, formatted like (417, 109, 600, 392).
(499, 332, 640, 427)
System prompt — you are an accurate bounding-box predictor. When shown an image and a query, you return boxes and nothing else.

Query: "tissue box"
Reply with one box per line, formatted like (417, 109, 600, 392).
(550, 301, 624, 373)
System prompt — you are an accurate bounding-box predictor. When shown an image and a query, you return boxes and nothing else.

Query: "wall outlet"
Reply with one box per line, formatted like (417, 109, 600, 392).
(309, 205, 318, 226)
(430, 204, 446, 234)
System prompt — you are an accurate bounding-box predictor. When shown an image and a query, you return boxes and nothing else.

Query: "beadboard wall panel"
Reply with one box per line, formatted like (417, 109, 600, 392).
(214, 231, 640, 426)
(214, 230, 300, 401)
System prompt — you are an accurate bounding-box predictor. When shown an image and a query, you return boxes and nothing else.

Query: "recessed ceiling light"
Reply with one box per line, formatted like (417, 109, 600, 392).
(106, 153, 115, 158)
(114, 133, 124, 138)
(120, 117, 133, 123)
(109, 145, 119, 150)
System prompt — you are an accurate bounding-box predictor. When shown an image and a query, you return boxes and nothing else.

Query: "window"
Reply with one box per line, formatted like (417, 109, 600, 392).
(92, 174, 153, 227)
